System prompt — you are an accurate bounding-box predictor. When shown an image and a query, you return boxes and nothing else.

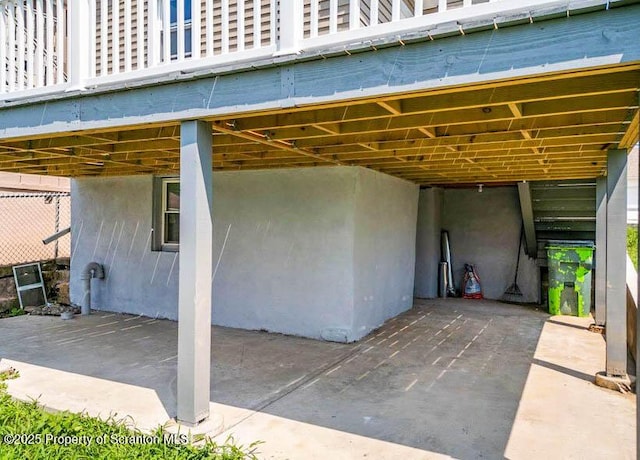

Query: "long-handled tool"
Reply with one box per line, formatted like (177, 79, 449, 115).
(502, 223, 524, 302)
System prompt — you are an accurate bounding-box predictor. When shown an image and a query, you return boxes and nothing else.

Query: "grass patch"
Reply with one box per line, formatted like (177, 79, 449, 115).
(628, 224, 638, 271)
(0, 380, 260, 459)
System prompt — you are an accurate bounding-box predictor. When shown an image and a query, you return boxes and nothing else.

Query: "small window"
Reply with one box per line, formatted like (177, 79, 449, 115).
(153, 177, 180, 251)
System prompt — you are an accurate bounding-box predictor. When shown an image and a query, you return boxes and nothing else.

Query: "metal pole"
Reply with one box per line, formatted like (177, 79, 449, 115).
(54, 196, 60, 261)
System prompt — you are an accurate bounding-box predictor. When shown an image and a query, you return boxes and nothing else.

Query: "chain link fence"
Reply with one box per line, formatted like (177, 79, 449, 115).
(0, 192, 71, 266)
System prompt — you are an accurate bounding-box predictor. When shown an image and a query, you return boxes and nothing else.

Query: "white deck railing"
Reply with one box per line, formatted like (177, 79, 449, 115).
(0, 0, 576, 101)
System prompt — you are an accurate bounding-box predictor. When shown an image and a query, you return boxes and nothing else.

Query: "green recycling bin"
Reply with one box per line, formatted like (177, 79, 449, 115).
(546, 241, 594, 317)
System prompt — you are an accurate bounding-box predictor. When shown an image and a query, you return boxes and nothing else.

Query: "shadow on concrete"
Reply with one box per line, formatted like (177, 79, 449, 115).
(532, 358, 595, 384)
(547, 318, 590, 332)
(0, 298, 551, 459)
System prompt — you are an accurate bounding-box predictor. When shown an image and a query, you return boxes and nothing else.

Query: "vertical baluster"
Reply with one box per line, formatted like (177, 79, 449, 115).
(206, 0, 213, 55)
(310, 0, 318, 38)
(0, 5, 6, 93)
(162, 0, 170, 62)
(136, 0, 143, 68)
(88, 0, 96, 77)
(278, 0, 301, 53)
(349, 0, 360, 30)
(124, 0, 131, 71)
(56, 0, 64, 83)
(16, 0, 25, 90)
(237, 0, 244, 51)
(7, 3, 15, 91)
(112, 0, 120, 73)
(329, 0, 337, 34)
(391, 0, 400, 21)
(252, 0, 260, 48)
(439, 0, 447, 13)
(370, 0, 378, 25)
(68, 0, 91, 88)
(148, 0, 159, 66)
(177, 0, 184, 60)
(100, 0, 108, 75)
(270, 0, 276, 46)
(26, 0, 35, 89)
(45, 0, 54, 85)
(191, 0, 200, 58)
(221, 0, 228, 54)
(414, 0, 423, 17)
(36, 0, 45, 86)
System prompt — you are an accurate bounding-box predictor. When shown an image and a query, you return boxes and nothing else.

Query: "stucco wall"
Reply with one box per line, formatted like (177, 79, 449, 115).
(414, 187, 443, 299)
(71, 166, 418, 341)
(441, 187, 539, 303)
(351, 168, 419, 340)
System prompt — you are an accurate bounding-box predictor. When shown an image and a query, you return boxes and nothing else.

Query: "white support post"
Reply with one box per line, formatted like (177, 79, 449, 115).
(148, 0, 160, 66)
(191, 0, 201, 59)
(68, 0, 92, 90)
(136, 0, 144, 69)
(310, 0, 318, 37)
(252, 0, 261, 48)
(124, 0, 132, 71)
(392, 0, 400, 22)
(221, 0, 229, 54)
(370, 0, 379, 25)
(100, 0, 108, 75)
(349, 0, 360, 30)
(237, 0, 245, 52)
(26, 0, 35, 89)
(177, 119, 213, 426)
(16, 0, 25, 90)
(206, 0, 213, 55)
(162, 0, 171, 63)
(277, 0, 302, 55)
(415, 0, 424, 17)
(595, 176, 607, 327)
(605, 149, 627, 378)
(177, 0, 185, 60)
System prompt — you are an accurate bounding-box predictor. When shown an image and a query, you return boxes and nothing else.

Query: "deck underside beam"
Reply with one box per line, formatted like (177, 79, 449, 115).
(0, 5, 638, 184)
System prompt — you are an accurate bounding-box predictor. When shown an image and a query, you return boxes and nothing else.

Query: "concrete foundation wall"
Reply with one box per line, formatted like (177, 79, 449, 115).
(351, 168, 419, 340)
(441, 187, 539, 303)
(209, 168, 356, 340)
(414, 188, 443, 299)
(71, 166, 418, 341)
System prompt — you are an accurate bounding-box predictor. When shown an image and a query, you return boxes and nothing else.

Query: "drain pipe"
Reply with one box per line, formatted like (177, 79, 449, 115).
(80, 262, 105, 315)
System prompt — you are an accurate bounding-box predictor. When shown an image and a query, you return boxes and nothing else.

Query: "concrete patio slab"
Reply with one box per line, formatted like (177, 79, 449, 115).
(0, 299, 634, 459)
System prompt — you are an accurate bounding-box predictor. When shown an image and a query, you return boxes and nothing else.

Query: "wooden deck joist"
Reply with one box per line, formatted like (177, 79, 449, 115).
(0, 64, 637, 184)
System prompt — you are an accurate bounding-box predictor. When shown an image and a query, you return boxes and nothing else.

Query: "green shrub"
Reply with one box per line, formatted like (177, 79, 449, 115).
(7, 307, 24, 318)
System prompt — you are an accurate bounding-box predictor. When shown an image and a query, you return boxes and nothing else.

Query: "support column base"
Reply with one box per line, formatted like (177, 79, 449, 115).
(594, 371, 632, 393)
(170, 410, 224, 433)
(588, 323, 605, 334)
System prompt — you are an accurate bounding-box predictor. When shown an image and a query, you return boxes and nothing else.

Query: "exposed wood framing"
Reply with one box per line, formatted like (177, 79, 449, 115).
(0, 66, 638, 184)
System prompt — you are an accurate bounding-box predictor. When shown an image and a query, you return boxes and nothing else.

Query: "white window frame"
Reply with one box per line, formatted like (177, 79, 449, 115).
(12, 262, 47, 309)
(156, 176, 180, 252)
(161, 178, 180, 248)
